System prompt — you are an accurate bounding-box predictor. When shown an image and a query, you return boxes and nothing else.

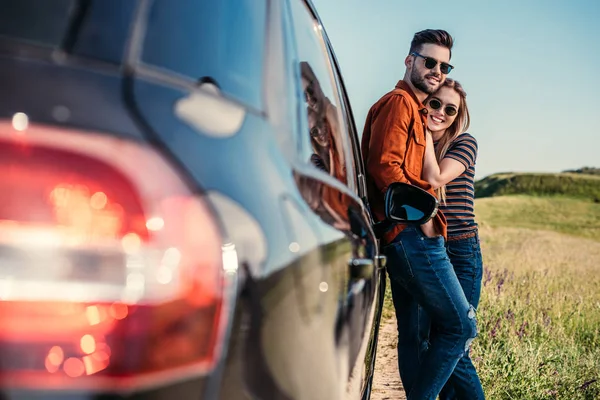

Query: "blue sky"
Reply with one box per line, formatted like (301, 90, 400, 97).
(312, 0, 600, 179)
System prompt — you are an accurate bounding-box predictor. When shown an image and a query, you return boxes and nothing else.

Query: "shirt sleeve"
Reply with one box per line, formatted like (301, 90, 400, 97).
(444, 134, 478, 170)
(364, 95, 413, 192)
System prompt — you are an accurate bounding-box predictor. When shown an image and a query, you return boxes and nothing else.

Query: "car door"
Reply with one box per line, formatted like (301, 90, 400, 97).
(284, 0, 382, 397)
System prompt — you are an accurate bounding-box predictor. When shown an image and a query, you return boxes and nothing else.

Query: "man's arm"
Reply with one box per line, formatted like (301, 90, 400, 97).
(365, 95, 412, 193)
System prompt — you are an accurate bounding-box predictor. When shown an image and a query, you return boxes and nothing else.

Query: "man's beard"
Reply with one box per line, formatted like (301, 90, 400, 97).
(410, 68, 439, 95)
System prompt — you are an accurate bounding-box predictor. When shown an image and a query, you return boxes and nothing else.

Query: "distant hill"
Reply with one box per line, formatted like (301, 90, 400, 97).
(475, 171, 600, 202)
(563, 166, 600, 175)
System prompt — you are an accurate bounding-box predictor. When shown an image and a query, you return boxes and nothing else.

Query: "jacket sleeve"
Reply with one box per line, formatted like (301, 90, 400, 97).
(365, 95, 412, 192)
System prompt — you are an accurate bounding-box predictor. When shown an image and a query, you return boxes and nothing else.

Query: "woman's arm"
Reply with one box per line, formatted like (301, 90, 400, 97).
(423, 131, 467, 189)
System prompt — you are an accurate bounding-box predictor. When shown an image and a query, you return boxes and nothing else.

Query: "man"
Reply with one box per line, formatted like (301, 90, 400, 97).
(361, 29, 478, 400)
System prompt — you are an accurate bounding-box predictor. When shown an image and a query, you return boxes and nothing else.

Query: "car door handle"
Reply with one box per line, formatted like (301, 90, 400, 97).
(348, 258, 374, 280)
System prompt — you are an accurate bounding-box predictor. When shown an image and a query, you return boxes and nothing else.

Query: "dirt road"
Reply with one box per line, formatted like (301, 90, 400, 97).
(370, 316, 407, 400)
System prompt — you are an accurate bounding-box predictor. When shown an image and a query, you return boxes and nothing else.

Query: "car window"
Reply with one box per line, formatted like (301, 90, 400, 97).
(72, 0, 136, 63)
(325, 44, 363, 196)
(142, 0, 267, 111)
(0, 0, 73, 47)
(288, 0, 356, 190)
(0, 0, 135, 65)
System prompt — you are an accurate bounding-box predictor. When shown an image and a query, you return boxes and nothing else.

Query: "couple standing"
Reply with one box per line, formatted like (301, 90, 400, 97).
(361, 29, 485, 400)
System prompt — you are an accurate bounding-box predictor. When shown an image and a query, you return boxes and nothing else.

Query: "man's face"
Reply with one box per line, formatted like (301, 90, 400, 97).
(409, 43, 451, 95)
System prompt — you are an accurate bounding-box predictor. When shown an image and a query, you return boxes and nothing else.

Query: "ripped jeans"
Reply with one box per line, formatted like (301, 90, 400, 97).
(384, 226, 478, 400)
(437, 233, 485, 400)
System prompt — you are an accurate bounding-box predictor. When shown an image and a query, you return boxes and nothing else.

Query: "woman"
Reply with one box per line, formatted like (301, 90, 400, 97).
(422, 78, 485, 400)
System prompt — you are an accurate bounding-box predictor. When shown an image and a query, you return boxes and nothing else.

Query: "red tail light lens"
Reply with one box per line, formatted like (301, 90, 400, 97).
(0, 120, 227, 391)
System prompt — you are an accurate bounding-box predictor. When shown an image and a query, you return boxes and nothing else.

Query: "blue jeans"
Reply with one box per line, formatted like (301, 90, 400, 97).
(435, 233, 485, 399)
(384, 226, 478, 400)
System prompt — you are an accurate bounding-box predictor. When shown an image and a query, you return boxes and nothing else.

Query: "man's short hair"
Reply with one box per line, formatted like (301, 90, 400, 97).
(409, 29, 454, 58)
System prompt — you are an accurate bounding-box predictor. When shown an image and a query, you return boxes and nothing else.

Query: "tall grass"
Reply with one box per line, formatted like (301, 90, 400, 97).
(472, 226, 600, 399)
(381, 195, 600, 399)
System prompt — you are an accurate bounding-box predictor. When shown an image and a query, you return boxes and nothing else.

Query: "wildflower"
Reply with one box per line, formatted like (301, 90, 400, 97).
(516, 321, 528, 339)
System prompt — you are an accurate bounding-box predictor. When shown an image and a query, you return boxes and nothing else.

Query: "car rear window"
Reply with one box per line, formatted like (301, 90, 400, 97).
(0, 0, 266, 110)
(0, 0, 73, 47)
(0, 0, 135, 64)
(142, 0, 267, 110)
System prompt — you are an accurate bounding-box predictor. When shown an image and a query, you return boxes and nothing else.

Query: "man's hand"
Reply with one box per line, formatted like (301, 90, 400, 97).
(420, 219, 437, 238)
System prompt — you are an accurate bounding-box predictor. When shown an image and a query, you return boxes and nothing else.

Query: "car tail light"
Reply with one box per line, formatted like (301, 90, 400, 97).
(0, 118, 229, 391)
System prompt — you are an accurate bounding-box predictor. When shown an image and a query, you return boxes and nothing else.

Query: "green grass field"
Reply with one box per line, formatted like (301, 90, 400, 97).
(382, 195, 600, 399)
(476, 195, 600, 241)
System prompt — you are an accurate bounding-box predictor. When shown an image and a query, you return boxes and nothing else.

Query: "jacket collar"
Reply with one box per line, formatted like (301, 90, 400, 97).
(396, 80, 429, 120)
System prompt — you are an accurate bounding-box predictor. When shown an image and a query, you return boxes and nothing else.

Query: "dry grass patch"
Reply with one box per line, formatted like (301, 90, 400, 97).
(473, 226, 600, 399)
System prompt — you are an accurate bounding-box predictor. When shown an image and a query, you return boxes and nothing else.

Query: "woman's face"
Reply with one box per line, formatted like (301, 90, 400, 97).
(426, 86, 460, 134)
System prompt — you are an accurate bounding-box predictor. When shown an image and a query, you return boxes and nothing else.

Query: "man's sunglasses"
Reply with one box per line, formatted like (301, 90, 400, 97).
(428, 98, 458, 116)
(411, 52, 454, 75)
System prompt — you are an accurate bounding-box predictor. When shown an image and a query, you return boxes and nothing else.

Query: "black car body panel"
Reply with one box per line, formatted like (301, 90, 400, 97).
(0, 1, 392, 399)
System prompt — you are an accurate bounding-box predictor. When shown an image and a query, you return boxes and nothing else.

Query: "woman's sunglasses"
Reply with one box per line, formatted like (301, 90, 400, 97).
(411, 52, 454, 75)
(428, 98, 458, 116)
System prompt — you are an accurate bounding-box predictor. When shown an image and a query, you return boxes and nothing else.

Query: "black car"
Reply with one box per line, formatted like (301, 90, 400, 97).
(0, 1, 438, 399)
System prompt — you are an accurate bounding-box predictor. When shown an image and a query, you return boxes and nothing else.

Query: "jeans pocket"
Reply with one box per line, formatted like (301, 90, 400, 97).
(414, 224, 443, 241)
(447, 241, 475, 259)
(384, 240, 415, 283)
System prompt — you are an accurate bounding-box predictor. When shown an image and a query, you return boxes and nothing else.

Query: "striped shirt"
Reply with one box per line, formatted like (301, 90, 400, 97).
(434, 133, 478, 236)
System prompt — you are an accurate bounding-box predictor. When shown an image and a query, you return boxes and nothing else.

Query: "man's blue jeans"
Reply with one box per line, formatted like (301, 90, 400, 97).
(383, 226, 478, 400)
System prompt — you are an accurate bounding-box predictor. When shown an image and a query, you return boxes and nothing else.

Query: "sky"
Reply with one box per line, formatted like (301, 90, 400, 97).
(312, 0, 600, 179)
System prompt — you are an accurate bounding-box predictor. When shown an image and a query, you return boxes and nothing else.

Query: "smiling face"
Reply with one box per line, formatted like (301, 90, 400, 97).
(426, 86, 461, 134)
(408, 43, 451, 95)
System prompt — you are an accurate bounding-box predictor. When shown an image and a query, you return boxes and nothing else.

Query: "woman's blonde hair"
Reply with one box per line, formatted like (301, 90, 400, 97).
(427, 78, 470, 203)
